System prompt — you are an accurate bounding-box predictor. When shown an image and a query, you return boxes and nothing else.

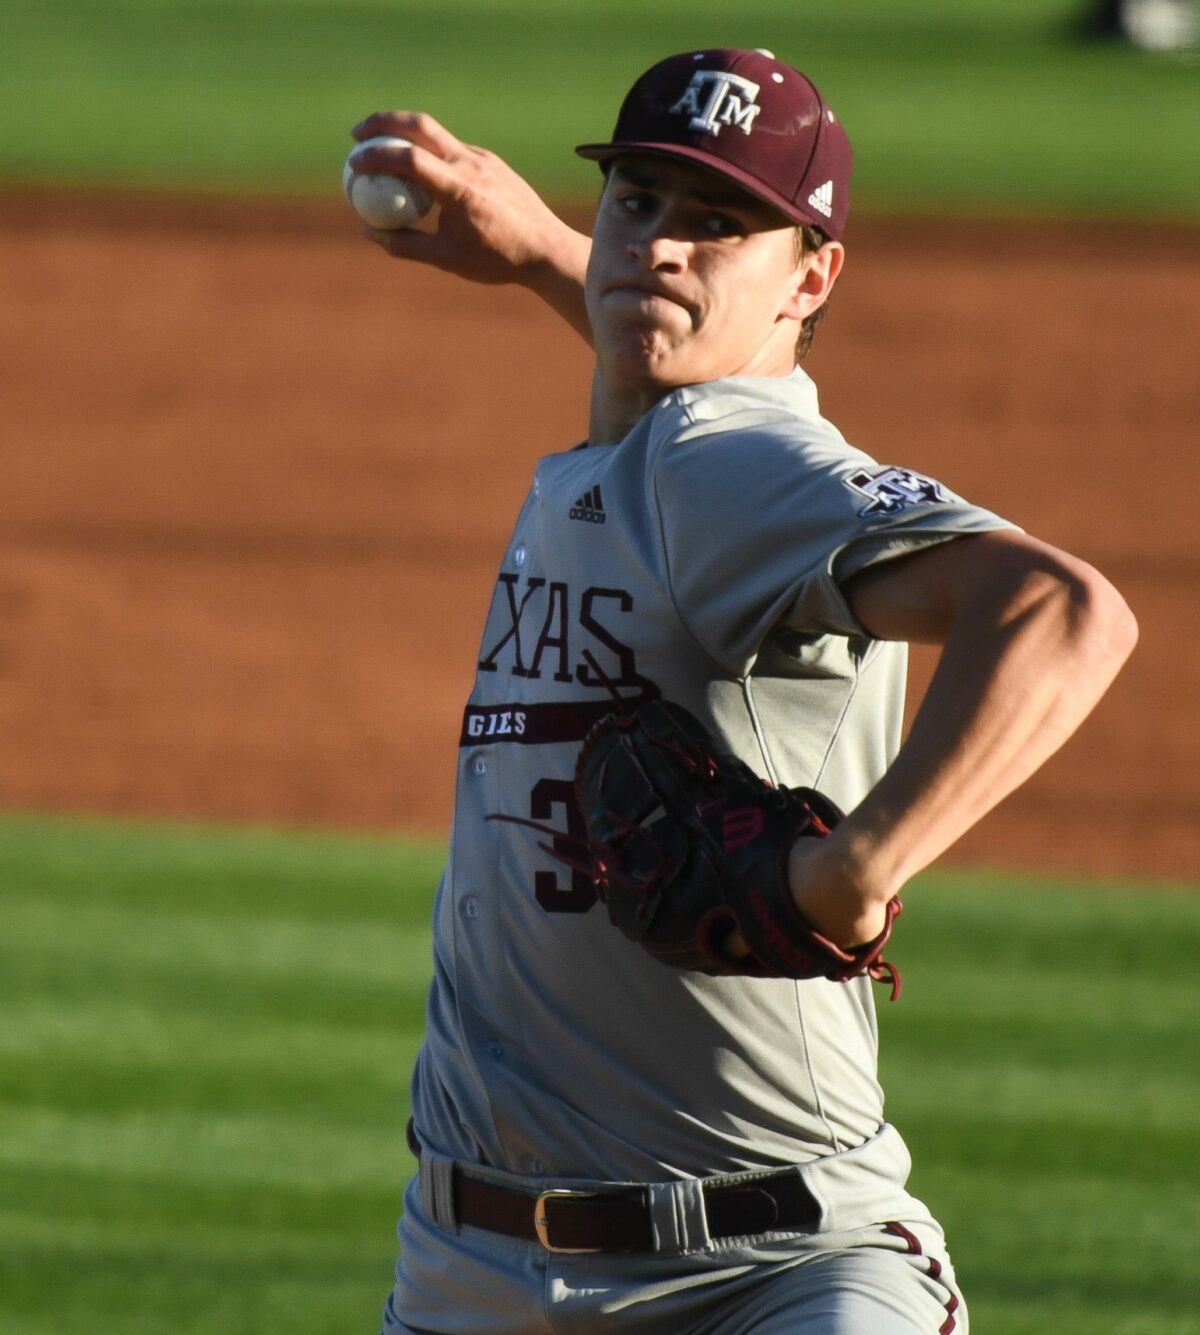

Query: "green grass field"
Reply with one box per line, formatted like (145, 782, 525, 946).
(2, 811, 1198, 1334)
(1, 0, 1198, 217)
(0, 814, 443, 1335)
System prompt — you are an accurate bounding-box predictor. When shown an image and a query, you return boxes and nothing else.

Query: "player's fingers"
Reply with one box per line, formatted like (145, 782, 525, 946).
(351, 110, 466, 161)
(724, 928, 752, 959)
(361, 224, 451, 270)
(348, 139, 465, 210)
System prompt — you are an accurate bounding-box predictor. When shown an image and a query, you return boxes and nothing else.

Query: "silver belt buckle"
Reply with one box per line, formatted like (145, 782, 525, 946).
(534, 1189, 602, 1254)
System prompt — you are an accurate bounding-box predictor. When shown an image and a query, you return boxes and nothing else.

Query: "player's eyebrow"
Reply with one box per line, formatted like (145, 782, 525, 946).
(610, 160, 763, 212)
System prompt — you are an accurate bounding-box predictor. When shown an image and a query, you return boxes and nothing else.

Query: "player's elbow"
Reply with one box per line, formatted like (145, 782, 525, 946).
(1027, 550, 1139, 684)
(1072, 560, 1139, 676)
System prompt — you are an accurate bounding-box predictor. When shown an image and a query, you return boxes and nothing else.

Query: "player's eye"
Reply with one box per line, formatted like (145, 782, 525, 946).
(700, 212, 743, 238)
(614, 190, 654, 216)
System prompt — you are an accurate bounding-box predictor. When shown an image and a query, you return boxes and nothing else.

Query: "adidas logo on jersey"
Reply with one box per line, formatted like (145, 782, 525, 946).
(807, 180, 834, 219)
(569, 486, 607, 525)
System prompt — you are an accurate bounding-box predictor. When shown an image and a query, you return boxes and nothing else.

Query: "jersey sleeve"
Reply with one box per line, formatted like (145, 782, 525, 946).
(651, 406, 1018, 677)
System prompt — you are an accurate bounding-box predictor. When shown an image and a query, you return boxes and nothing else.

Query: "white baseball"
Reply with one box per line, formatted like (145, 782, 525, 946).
(343, 136, 432, 229)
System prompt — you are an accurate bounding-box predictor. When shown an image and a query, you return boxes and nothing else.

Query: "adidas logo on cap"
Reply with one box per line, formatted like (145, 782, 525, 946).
(807, 180, 834, 219)
(569, 485, 607, 524)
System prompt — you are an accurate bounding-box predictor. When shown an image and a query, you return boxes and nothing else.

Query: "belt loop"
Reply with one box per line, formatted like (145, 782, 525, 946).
(418, 1146, 459, 1231)
(647, 1178, 710, 1255)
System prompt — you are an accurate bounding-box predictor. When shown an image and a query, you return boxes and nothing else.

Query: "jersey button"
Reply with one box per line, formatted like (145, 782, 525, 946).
(460, 895, 480, 920)
(485, 1041, 504, 1059)
(513, 544, 527, 567)
(471, 755, 488, 776)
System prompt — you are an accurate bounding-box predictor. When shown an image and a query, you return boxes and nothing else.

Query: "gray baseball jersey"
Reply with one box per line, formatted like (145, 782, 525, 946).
(410, 367, 1014, 1186)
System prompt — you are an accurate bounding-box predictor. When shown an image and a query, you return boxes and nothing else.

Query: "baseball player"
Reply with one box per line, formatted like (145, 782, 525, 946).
(350, 48, 1137, 1333)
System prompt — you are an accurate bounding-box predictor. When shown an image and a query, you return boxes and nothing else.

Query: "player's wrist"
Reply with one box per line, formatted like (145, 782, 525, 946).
(523, 228, 589, 290)
(786, 824, 898, 946)
(522, 231, 593, 341)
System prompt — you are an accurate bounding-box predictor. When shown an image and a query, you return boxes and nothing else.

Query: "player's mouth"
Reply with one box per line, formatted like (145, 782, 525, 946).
(604, 282, 693, 316)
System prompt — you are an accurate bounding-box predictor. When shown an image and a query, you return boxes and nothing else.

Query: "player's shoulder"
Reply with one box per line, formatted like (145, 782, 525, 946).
(646, 369, 874, 473)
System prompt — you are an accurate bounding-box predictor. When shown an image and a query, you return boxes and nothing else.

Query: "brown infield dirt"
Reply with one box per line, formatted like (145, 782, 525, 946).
(1, 190, 1197, 880)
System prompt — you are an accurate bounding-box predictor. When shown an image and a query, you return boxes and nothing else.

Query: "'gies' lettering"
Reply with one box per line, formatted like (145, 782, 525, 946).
(466, 710, 526, 739)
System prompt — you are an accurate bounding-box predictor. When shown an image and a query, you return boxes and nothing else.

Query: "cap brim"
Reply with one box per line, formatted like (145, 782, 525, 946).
(575, 140, 833, 236)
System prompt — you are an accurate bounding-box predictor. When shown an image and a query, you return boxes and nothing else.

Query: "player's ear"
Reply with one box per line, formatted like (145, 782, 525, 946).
(779, 241, 844, 323)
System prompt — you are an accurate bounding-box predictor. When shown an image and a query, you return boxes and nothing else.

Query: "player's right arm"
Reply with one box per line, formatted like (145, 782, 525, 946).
(350, 112, 593, 343)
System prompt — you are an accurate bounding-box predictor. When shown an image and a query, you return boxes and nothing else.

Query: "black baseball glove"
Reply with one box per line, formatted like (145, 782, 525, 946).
(570, 697, 901, 997)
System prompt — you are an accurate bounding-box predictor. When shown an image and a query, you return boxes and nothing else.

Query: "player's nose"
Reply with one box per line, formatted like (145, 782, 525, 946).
(627, 232, 690, 272)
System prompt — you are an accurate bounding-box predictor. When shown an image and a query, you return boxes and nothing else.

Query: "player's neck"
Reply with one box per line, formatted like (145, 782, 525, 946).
(586, 352, 796, 446)
(587, 373, 665, 446)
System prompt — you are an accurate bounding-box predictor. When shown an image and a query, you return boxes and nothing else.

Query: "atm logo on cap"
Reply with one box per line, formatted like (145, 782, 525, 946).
(669, 71, 762, 136)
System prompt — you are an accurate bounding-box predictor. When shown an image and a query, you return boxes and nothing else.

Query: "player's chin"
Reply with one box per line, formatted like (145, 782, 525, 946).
(607, 317, 699, 362)
(607, 348, 700, 398)
(599, 314, 689, 360)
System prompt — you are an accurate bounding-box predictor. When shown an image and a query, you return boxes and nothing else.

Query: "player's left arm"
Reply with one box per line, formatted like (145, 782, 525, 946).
(788, 528, 1138, 945)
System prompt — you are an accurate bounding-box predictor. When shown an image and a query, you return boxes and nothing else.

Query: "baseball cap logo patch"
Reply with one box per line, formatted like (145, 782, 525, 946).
(668, 70, 762, 137)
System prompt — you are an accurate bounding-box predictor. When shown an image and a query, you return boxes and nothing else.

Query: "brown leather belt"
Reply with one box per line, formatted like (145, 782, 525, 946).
(453, 1166, 821, 1254)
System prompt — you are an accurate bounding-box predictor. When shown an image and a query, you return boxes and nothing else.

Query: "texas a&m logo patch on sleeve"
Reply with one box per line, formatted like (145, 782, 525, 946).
(843, 466, 952, 517)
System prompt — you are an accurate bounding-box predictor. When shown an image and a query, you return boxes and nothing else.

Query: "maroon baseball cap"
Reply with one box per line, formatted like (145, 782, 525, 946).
(576, 48, 852, 240)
